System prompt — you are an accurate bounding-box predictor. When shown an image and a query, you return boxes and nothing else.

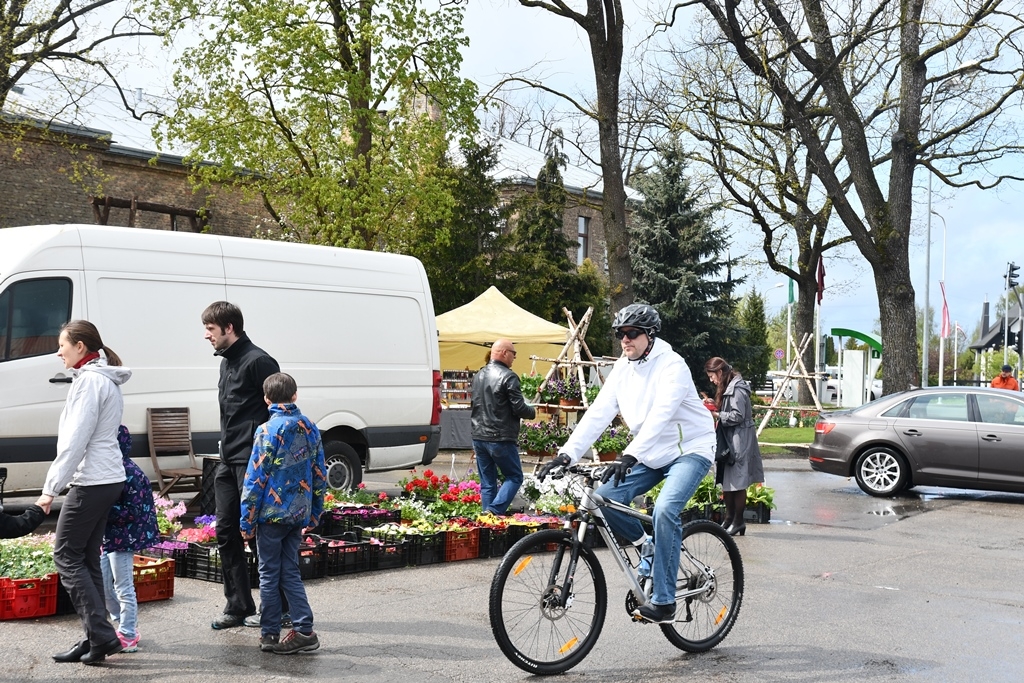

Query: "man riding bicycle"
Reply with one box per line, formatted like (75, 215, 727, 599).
(539, 303, 716, 624)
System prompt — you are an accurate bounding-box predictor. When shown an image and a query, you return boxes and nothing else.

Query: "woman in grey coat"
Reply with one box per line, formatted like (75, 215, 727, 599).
(704, 357, 765, 536)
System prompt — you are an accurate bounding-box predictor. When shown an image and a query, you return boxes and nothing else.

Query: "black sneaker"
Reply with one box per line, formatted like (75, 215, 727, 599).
(272, 629, 320, 654)
(259, 634, 279, 652)
(211, 613, 252, 630)
(634, 602, 677, 624)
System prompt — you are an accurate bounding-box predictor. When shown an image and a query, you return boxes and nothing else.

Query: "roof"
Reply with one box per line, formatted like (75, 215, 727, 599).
(436, 286, 568, 344)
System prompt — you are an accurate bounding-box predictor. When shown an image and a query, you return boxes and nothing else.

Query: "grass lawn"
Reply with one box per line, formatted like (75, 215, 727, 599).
(759, 426, 815, 444)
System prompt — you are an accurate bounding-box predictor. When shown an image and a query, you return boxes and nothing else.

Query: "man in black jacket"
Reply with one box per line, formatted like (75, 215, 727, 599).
(470, 339, 535, 515)
(202, 302, 280, 629)
(0, 503, 45, 539)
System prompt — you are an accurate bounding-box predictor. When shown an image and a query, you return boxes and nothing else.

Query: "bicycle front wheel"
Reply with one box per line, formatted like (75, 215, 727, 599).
(489, 528, 607, 675)
(660, 519, 743, 652)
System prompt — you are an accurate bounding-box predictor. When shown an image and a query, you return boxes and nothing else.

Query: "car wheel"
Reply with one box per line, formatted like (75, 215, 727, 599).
(324, 440, 363, 491)
(854, 447, 908, 497)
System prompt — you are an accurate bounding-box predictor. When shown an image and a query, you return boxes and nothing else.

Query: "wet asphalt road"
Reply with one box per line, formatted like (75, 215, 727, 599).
(6, 454, 1024, 682)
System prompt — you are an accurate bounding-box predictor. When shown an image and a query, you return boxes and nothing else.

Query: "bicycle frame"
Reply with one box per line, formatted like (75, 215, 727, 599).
(558, 467, 717, 609)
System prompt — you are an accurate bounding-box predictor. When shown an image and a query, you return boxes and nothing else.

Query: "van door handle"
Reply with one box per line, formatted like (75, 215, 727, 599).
(981, 434, 1002, 442)
(49, 375, 72, 384)
(902, 429, 922, 436)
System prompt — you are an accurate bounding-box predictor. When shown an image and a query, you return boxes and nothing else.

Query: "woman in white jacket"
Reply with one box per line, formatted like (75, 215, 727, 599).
(539, 304, 716, 625)
(38, 321, 131, 665)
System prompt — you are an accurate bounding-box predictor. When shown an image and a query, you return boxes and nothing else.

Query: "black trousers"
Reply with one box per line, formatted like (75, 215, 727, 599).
(213, 461, 288, 617)
(54, 482, 124, 646)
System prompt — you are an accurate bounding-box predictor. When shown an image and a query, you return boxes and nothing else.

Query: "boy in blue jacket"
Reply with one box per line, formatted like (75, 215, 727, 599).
(240, 373, 326, 655)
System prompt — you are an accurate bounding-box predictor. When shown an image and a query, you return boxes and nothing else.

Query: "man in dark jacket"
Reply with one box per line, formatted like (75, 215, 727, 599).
(470, 339, 535, 515)
(202, 301, 280, 629)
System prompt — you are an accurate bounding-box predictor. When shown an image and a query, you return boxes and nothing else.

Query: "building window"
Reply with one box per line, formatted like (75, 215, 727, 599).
(577, 216, 590, 266)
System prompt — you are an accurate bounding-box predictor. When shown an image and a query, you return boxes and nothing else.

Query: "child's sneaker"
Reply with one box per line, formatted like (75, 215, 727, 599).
(117, 631, 140, 653)
(259, 633, 279, 652)
(272, 629, 319, 654)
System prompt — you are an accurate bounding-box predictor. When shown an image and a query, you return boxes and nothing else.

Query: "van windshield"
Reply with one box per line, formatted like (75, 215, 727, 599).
(0, 278, 72, 361)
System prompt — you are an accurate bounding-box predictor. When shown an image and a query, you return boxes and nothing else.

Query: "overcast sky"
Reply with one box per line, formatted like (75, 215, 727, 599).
(461, 0, 1024, 348)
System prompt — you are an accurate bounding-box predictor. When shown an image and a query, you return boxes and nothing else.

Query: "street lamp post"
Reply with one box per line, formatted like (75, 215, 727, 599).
(922, 61, 980, 388)
(934, 211, 947, 386)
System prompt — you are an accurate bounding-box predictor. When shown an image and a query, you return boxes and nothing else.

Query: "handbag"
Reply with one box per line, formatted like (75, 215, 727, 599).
(715, 427, 736, 465)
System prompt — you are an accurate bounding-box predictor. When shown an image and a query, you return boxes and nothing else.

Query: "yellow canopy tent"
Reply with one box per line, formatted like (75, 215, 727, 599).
(436, 286, 569, 375)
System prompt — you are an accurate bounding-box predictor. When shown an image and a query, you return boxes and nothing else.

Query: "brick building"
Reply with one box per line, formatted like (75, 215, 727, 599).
(0, 117, 271, 235)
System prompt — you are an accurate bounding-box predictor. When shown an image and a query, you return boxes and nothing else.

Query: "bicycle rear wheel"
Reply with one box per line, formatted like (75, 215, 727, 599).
(489, 528, 607, 675)
(660, 519, 743, 652)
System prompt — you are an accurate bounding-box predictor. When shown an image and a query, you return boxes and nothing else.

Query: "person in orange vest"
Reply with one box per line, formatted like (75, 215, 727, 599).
(991, 364, 1020, 391)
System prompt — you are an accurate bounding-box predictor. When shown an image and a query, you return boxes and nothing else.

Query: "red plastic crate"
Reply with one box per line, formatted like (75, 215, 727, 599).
(444, 528, 479, 562)
(133, 555, 175, 602)
(0, 573, 59, 620)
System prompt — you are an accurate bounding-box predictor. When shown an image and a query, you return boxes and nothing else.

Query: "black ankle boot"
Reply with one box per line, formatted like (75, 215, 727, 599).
(53, 640, 90, 662)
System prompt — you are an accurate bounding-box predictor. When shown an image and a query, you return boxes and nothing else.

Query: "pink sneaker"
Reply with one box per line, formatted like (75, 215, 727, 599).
(117, 631, 140, 653)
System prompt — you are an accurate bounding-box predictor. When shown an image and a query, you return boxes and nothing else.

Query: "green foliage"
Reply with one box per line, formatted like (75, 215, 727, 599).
(746, 482, 777, 509)
(499, 133, 613, 355)
(517, 421, 572, 453)
(403, 140, 511, 313)
(0, 534, 56, 579)
(151, 0, 479, 248)
(520, 373, 544, 401)
(628, 137, 747, 392)
(594, 425, 631, 453)
(737, 290, 770, 391)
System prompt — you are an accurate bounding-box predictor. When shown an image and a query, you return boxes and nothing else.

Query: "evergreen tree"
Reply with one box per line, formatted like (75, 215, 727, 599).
(403, 140, 511, 314)
(502, 132, 613, 355)
(738, 290, 770, 391)
(629, 137, 747, 390)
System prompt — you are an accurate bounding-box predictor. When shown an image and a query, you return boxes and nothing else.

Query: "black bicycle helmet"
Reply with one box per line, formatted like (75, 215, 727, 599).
(612, 303, 661, 334)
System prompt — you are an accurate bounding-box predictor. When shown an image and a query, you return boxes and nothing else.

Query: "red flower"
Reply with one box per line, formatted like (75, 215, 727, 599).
(357, 482, 366, 490)
(423, 469, 434, 478)
(405, 482, 414, 492)
(378, 492, 389, 501)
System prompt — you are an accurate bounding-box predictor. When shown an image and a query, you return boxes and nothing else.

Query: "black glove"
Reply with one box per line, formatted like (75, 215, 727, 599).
(538, 454, 571, 481)
(600, 454, 638, 486)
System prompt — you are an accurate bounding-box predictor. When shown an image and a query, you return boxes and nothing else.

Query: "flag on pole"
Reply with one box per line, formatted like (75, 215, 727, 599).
(816, 255, 825, 305)
(940, 281, 950, 339)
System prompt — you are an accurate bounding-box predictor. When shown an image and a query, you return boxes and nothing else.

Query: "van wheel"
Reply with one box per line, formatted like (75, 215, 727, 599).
(324, 441, 363, 491)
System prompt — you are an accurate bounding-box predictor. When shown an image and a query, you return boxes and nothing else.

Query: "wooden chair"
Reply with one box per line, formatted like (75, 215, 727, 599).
(147, 407, 204, 497)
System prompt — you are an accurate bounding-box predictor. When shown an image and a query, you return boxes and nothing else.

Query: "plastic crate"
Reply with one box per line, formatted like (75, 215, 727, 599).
(133, 555, 175, 602)
(297, 539, 326, 580)
(369, 539, 408, 570)
(507, 522, 541, 544)
(321, 535, 372, 575)
(743, 503, 772, 524)
(0, 574, 59, 620)
(139, 542, 190, 578)
(322, 507, 400, 536)
(186, 542, 256, 584)
(407, 532, 446, 566)
(444, 528, 479, 562)
(478, 527, 510, 558)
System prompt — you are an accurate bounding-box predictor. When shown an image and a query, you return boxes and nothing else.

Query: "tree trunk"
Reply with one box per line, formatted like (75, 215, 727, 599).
(794, 280, 817, 405)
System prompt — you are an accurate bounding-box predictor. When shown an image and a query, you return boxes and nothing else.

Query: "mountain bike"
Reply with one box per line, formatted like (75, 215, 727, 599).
(488, 463, 744, 675)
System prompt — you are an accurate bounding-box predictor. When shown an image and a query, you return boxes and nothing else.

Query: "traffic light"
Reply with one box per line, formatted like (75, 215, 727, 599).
(1009, 262, 1020, 289)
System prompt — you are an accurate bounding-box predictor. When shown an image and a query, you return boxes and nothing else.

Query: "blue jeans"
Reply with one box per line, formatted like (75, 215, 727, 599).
(473, 440, 524, 514)
(101, 550, 138, 638)
(594, 454, 712, 606)
(256, 524, 313, 637)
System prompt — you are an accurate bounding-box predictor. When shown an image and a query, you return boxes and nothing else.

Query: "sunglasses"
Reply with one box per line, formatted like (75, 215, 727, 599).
(614, 328, 645, 340)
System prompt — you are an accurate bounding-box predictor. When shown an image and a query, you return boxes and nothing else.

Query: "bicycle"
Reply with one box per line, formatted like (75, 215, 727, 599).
(488, 463, 744, 675)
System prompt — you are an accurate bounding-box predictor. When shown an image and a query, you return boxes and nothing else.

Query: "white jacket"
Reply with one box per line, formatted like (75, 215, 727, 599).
(559, 338, 716, 469)
(43, 351, 131, 496)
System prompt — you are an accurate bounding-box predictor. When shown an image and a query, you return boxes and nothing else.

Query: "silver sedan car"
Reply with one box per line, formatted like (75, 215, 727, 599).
(809, 386, 1024, 497)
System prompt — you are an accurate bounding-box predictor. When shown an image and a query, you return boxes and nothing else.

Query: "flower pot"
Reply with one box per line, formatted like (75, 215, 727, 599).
(597, 451, 618, 462)
(559, 398, 581, 407)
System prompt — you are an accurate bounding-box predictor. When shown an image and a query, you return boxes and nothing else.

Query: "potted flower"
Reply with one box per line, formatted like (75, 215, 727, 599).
(744, 482, 776, 523)
(518, 421, 556, 455)
(520, 373, 544, 402)
(551, 374, 582, 407)
(681, 474, 725, 523)
(584, 384, 600, 406)
(593, 425, 631, 461)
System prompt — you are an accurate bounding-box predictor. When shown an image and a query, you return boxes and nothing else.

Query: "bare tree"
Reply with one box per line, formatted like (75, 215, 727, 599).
(658, 0, 1024, 395)
(0, 0, 160, 117)
(515, 0, 634, 309)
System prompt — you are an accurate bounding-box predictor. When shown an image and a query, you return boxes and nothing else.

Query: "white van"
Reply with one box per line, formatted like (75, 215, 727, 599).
(0, 224, 442, 493)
